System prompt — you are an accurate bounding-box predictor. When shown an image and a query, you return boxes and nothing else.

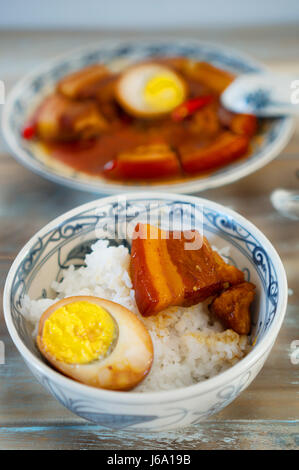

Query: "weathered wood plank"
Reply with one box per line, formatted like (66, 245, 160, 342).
(0, 421, 298, 450)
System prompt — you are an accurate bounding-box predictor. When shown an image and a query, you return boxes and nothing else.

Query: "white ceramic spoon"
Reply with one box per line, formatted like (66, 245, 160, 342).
(221, 74, 299, 116)
(222, 74, 299, 220)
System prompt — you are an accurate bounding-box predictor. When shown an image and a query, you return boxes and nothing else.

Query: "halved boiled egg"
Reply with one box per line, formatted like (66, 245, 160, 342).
(115, 63, 187, 118)
(37, 296, 153, 390)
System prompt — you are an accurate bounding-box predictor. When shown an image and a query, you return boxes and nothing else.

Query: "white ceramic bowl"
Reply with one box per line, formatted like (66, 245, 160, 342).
(2, 39, 294, 195)
(3, 192, 288, 430)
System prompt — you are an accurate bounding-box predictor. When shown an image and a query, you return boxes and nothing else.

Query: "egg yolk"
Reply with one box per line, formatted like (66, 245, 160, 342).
(42, 301, 116, 364)
(144, 74, 185, 112)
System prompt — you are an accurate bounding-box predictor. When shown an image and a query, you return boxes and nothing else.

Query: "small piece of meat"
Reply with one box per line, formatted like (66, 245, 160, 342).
(130, 224, 222, 316)
(212, 250, 245, 286)
(63, 72, 119, 122)
(103, 143, 181, 180)
(218, 106, 258, 137)
(75, 75, 118, 104)
(57, 64, 110, 100)
(156, 56, 190, 73)
(179, 131, 249, 174)
(209, 282, 255, 335)
(188, 103, 220, 137)
(34, 93, 108, 141)
(182, 61, 235, 94)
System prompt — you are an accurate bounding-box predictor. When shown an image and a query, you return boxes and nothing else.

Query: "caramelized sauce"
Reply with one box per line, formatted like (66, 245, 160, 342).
(34, 58, 256, 183)
(44, 117, 215, 177)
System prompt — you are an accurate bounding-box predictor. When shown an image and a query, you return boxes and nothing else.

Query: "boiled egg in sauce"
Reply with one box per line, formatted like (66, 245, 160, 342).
(115, 63, 187, 118)
(37, 296, 153, 390)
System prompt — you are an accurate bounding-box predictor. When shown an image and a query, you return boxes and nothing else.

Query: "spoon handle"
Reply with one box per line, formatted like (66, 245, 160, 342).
(221, 74, 299, 116)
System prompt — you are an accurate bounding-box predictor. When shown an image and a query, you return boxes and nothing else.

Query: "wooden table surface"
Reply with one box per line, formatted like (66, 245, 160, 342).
(0, 27, 298, 450)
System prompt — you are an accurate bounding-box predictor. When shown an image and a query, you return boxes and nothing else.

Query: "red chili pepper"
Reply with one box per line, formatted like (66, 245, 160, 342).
(172, 95, 214, 122)
(22, 123, 36, 140)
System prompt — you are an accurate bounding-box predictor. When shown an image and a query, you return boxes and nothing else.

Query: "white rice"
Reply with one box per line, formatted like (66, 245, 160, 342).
(21, 240, 250, 392)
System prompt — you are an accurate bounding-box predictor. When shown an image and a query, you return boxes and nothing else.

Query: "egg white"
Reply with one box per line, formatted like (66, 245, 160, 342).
(37, 296, 153, 390)
(115, 63, 187, 118)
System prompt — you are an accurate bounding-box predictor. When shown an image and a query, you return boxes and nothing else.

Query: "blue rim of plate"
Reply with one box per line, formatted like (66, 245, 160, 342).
(2, 39, 294, 195)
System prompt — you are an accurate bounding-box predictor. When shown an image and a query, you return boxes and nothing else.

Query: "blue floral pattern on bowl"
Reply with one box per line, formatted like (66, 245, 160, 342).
(4, 194, 287, 430)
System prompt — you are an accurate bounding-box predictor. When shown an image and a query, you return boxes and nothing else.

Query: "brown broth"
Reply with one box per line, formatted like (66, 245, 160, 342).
(34, 58, 256, 183)
(44, 118, 215, 177)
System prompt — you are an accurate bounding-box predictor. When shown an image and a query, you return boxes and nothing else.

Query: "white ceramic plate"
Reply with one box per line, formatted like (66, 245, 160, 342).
(2, 39, 294, 194)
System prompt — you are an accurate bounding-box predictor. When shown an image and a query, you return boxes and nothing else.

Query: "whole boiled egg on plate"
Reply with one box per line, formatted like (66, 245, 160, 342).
(37, 296, 153, 390)
(115, 63, 187, 118)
